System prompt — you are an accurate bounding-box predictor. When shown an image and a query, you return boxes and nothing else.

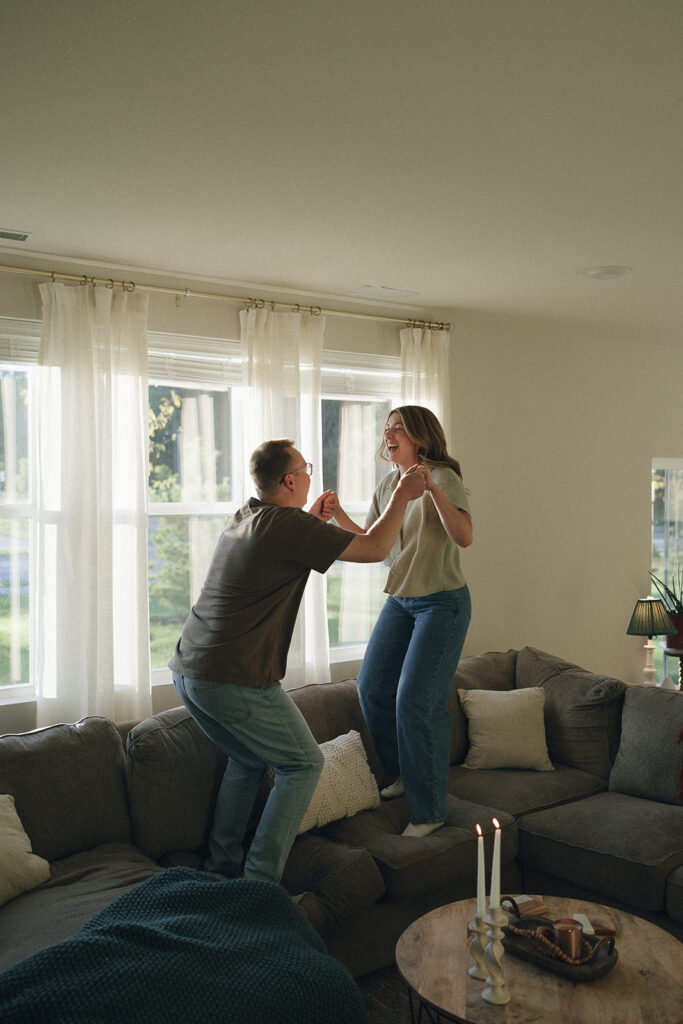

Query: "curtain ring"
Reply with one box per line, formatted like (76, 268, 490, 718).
(123, 281, 135, 292)
(80, 275, 88, 286)
(105, 278, 114, 289)
(310, 306, 321, 317)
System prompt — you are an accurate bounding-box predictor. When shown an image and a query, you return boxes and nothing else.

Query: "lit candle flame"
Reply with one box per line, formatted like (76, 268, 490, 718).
(492, 818, 500, 828)
(476, 823, 482, 837)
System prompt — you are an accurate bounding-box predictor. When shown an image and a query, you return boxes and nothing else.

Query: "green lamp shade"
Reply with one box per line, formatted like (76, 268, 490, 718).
(626, 597, 675, 638)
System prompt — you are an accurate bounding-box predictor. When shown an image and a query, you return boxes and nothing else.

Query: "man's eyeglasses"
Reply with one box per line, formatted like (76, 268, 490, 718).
(281, 462, 313, 483)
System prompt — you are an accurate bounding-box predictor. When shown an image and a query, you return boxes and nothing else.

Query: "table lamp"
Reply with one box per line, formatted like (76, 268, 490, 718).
(626, 596, 675, 684)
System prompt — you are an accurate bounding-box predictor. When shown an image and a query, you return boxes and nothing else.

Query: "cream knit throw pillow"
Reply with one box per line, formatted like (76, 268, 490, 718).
(0, 794, 51, 907)
(298, 730, 380, 833)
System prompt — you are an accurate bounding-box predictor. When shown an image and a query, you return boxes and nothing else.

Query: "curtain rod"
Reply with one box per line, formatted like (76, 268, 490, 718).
(0, 262, 451, 331)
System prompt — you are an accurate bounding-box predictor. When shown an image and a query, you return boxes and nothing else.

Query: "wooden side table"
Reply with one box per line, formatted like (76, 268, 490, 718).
(395, 896, 683, 1024)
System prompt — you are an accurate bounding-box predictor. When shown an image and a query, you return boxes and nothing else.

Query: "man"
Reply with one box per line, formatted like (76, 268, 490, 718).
(170, 438, 426, 885)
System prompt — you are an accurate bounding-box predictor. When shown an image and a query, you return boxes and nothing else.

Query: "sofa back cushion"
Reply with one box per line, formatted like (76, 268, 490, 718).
(516, 647, 627, 780)
(0, 717, 131, 861)
(609, 686, 683, 805)
(126, 707, 227, 861)
(448, 650, 518, 764)
(289, 678, 386, 782)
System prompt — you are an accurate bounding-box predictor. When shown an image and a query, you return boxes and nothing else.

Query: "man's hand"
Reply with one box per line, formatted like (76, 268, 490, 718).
(396, 464, 427, 501)
(307, 490, 335, 520)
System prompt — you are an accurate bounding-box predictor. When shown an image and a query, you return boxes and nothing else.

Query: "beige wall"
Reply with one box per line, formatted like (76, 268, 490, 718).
(1, 264, 680, 732)
(450, 309, 683, 683)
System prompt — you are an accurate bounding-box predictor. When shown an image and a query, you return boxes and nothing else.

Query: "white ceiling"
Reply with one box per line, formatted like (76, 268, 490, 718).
(2, 0, 682, 339)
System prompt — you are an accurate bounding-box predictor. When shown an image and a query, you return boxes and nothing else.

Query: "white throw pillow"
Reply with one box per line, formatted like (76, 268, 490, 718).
(298, 730, 380, 833)
(0, 794, 51, 907)
(457, 687, 554, 771)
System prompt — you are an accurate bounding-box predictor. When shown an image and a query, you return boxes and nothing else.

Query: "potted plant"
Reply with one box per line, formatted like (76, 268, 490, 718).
(649, 566, 683, 651)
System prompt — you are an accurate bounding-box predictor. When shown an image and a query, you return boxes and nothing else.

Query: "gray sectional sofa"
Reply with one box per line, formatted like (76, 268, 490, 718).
(0, 646, 681, 981)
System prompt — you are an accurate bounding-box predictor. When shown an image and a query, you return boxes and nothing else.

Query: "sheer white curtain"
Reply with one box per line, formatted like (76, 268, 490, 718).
(239, 307, 329, 687)
(35, 282, 152, 726)
(400, 327, 451, 436)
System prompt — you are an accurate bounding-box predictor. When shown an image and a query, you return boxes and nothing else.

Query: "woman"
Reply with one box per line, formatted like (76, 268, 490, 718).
(328, 405, 472, 837)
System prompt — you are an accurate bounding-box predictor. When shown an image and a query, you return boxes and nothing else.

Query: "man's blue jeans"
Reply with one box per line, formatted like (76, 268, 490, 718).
(357, 586, 471, 824)
(172, 673, 323, 885)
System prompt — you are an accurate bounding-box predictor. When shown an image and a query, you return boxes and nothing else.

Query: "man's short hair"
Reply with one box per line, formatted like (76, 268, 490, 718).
(250, 438, 295, 498)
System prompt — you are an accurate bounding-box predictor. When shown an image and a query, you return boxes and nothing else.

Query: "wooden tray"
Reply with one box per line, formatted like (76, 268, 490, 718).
(502, 915, 618, 981)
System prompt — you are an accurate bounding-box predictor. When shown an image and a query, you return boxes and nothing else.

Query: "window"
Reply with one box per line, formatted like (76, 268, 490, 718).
(319, 352, 400, 658)
(147, 382, 237, 677)
(322, 398, 390, 654)
(0, 318, 37, 696)
(0, 316, 400, 691)
(651, 458, 683, 677)
(0, 366, 32, 694)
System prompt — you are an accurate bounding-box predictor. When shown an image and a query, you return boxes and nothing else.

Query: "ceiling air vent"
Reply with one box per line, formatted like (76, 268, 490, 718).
(0, 229, 31, 242)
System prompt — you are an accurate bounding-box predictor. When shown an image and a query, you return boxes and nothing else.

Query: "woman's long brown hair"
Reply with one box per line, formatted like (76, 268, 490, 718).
(378, 405, 462, 479)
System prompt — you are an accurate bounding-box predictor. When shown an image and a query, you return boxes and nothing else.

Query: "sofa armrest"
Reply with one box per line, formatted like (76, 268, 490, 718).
(283, 833, 385, 934)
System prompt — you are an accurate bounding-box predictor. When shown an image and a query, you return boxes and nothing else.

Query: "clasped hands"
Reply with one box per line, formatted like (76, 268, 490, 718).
(307, 464, 429, 521)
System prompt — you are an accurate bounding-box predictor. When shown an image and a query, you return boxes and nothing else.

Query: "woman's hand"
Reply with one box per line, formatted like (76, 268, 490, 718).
(321, 491, 338, 520)
(419, 463, 435, 491)
(426, 477, 473, 547)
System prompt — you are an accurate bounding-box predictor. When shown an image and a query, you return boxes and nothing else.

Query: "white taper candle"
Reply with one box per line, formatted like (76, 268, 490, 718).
(475, 823, 485, 917)
(490, 818, 501, 909)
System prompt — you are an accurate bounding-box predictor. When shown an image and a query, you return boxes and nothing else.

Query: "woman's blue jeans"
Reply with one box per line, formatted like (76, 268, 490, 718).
(172, 673, 323, 885)
(357, 586, 471, 824)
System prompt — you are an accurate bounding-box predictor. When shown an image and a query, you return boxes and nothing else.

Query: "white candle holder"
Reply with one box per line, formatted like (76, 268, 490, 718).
(481, 905, 510, 1005)
(467, 914, 487, 979)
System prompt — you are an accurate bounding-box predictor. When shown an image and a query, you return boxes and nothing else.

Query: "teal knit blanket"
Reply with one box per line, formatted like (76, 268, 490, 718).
(0, 867, 367, 1024)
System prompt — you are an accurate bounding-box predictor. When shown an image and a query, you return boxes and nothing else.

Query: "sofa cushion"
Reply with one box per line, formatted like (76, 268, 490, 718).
(517, 792, 683, 911)
(0, 794, 50, 907)
(0, 718, 131, 861)
(458, 687, 553, 771)
(515, 646, 583, 685)
(448, 650, 518, 764)
(608, 686, 683, 805)
(448, 763, 607, 818)
(666, 863, 683, 924)
(289, 678, 387, 782)
(126, 707, 228, 862)
(298, 730, 379, 834)
(516, 647, 626, 779)
(283, 833, 385, 933)
(321, 795, 517, 901)
(0, 841, 162, 972)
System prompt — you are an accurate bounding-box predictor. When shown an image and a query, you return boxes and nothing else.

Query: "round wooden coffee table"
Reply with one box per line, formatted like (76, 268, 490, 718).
(395, 895, 683, 1023)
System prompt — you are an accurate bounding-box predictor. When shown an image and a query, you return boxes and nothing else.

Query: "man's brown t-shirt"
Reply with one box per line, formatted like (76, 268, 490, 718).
(169, 498, 353, 687)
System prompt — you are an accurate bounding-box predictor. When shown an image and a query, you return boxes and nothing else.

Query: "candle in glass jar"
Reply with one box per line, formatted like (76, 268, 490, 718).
(475, 824, 485, 917)
(490, 818, 501, 909)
